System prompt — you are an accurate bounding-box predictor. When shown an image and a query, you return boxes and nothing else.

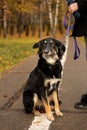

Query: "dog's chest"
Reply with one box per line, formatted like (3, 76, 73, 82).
(44, 77, 61, 95)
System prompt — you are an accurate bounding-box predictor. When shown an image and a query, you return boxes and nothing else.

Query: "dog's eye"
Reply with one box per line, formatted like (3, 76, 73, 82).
(50, 40, 53, 43)
(44, 40, 47, 43)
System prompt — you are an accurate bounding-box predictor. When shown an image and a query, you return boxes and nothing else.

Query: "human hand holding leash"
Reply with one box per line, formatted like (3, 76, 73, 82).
(69, 2, 78, 13)
(68, 0, 80, 18)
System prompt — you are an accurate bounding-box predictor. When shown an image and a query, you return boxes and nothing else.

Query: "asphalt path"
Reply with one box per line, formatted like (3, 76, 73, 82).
(0, 37, 87, 130)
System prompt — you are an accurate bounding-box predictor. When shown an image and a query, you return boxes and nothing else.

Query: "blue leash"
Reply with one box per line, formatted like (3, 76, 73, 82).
(73, 37, 80, 60)
(64, 12, 80, 60)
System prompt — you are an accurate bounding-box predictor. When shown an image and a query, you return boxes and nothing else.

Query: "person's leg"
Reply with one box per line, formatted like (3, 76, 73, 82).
(74, 36, 87, 109)
(84, 36, 87, 61)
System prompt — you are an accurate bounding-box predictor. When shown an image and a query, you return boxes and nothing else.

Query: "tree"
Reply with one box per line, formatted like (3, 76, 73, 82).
(45, 0, 60, 37)
(0, 0, 67, 38)
(1, 0, 9, 38)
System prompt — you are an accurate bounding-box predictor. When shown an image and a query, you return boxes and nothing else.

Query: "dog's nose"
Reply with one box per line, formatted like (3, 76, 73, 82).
(44, 49, 49, 54)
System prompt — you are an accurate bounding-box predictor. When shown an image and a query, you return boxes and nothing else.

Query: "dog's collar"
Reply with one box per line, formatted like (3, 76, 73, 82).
(44, 59, 60, 66)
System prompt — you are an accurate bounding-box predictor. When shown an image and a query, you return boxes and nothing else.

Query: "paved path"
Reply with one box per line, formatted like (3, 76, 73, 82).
(0, 37, 87, 130)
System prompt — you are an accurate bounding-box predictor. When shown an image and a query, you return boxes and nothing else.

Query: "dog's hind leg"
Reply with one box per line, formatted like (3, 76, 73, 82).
(23, 92, 40, 115)
(23, 91, 34, 113)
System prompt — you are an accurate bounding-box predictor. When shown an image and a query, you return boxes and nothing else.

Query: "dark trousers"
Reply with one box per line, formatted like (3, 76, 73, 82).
(84, 36, 87, 60)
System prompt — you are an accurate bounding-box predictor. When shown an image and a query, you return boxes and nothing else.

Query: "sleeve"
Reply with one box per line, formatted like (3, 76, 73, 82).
(78, 0, 87, 13)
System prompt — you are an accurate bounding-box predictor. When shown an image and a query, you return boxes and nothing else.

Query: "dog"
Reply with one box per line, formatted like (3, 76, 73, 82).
(23, 37, 66, 121)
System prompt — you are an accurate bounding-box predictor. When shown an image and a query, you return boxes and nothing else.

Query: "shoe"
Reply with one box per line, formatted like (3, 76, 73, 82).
(74, 93, 87, 109)
(74, 102, 87, 109)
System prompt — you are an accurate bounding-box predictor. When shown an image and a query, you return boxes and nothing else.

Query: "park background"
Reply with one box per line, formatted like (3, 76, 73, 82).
(0, 0, 67, 73)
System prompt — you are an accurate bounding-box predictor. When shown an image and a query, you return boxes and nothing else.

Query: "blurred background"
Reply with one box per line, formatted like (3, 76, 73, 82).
(0, 0, 67, 38)
(0, 0, 68, 74)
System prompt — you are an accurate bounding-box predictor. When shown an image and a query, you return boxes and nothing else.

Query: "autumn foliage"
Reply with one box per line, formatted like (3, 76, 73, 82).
(0, 0, 67, 38)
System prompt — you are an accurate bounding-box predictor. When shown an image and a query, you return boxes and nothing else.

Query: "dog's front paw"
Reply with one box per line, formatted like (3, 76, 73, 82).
(47, 113, 55, 121)
(34, 111, 41, 116)
(56, 111, 63, 117)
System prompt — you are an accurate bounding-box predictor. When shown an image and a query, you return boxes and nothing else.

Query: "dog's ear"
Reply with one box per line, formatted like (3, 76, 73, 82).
(52, 38, 66, 57)
(57, 41, 66, 58)
(59, 44, 66, 58)
(33, 42, 40, 49)
(58, 42, 66, 54)
(33, 39, 45, 49)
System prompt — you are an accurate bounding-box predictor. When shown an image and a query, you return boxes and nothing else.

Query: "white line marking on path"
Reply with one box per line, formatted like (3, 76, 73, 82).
(28, 114, 51, 130)
(28, 37, 69, 130)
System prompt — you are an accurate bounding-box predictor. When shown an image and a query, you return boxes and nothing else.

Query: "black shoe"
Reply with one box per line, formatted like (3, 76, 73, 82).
(74, 102, 87, 109)
(74, 93, 87, 109)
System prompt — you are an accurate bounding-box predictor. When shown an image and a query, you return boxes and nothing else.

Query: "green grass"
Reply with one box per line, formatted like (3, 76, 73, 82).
(0, 38, 38, 73)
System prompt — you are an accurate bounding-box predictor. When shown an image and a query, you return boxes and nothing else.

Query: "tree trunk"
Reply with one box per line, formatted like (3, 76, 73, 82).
(46, 0, 60, 37)
(46, 0, 53, 36)
(53, 0, 60, 37)
(39, 0, 43, 38)
(2, 0, 9, 38)
(3, 20, 7, 38)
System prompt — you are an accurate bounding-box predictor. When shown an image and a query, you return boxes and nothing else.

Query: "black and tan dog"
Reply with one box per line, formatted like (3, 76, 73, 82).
(23, 37, 65, 121)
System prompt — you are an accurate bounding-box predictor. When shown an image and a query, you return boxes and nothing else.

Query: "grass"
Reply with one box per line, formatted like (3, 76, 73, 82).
(0, 37, 38, 74)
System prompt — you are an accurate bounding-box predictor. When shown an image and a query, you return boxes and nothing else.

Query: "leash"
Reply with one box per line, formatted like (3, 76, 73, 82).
(64, 11, 80, 60)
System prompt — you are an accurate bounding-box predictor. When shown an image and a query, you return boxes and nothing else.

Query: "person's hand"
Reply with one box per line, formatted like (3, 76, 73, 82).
(69, 3, 79, 14)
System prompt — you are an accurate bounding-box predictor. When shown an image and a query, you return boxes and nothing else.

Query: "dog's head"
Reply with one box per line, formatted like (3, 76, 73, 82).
(33, 38, 65, 64)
